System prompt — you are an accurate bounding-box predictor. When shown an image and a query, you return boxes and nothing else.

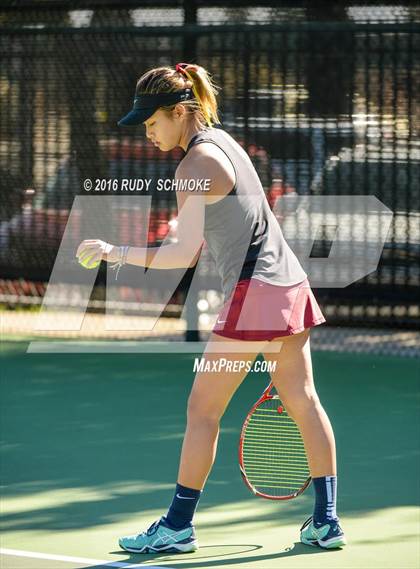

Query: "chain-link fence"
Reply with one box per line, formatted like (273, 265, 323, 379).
(1, 2, 419, 339)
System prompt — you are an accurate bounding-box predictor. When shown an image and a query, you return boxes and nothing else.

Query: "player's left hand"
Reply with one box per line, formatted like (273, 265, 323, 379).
(76, 239, 119, 265)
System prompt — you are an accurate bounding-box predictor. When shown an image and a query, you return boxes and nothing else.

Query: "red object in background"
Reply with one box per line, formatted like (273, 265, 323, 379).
(69, 209, 81, 240)
(145, 142, 157, 160)
(147, 211, 157, 244)
(156, 208, 169, 241)
(134, 288, 143, 302)
(119, 210, 131, 242)
(112, 205, 173, 263)
(58, 210, 68, 238)
(119, 286, 133, 301)
(131, 210, 144, 246)
(120, 138, 132, 160)
(0, 279, 46, 298)
(248, 143, 258, 157)
(267, 179, 296, 210)
(132, 141, 145, 160)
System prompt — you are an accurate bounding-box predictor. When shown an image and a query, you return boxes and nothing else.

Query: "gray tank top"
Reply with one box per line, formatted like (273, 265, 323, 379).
(185, 126, 307, 299)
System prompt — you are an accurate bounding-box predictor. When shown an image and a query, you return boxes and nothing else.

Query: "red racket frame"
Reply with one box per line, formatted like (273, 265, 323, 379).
(238, 381, 312, 500)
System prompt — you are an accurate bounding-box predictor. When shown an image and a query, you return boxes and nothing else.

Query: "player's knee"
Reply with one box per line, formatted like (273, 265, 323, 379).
(187, 393, 223, 426)
(283, 389, 321, 420)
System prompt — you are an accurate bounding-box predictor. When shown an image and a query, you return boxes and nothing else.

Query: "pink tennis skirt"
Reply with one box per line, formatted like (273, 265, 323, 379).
(212, 277, 326, 341)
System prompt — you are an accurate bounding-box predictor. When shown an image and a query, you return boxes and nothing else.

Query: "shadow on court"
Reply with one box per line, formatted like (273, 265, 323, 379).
(73, 542, 329, 568)
(1, 341, 419, 537)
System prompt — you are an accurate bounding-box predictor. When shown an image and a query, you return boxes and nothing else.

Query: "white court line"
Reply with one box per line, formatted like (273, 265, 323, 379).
(0, 548, 170, 569)
(27, 341, 283, 354)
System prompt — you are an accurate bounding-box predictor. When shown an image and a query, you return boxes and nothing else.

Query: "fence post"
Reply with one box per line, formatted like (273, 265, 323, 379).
(183, 0, 200, 342)
(183, 0, 197, 61)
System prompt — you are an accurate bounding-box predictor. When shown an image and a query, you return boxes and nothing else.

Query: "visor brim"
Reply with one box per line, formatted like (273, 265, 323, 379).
(117, 107, 156, 127)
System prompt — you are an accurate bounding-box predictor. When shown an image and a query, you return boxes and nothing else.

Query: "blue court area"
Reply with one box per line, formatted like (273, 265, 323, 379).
(1, 341, 419, 568)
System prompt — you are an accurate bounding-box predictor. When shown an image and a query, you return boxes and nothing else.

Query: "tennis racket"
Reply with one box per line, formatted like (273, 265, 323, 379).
(239, 381, 311, 500)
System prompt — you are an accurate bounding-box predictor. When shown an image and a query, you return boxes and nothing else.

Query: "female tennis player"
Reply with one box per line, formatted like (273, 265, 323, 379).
(76, 63, 346, 552)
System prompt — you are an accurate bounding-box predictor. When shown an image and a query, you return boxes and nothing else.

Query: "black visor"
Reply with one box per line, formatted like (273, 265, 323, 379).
(118, 89, 195, 127)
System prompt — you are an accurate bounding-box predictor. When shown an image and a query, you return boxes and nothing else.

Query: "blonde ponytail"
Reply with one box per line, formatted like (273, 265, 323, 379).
(135, 63, 221, 128)
(176, 63, 221, 127)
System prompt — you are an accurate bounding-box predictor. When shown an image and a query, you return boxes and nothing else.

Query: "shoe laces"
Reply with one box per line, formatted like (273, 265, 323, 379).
(146, 519, 161, 536)
(329, 520, 342, 534)
(300, 516, 313, 532)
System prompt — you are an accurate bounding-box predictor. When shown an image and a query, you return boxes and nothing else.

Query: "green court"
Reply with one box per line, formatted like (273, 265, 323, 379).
(1, 341, 419, 569)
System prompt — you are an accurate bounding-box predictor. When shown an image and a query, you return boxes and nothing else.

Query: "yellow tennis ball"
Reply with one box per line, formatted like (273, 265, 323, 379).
(78, 252, 100, 269)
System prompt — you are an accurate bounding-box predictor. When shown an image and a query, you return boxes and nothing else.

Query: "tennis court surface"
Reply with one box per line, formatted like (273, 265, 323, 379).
(1, 341, 419, 569)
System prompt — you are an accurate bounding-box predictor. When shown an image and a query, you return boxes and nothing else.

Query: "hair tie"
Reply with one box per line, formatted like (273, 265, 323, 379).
(176, 62, 199, 75)
(176, 62, 187, 74)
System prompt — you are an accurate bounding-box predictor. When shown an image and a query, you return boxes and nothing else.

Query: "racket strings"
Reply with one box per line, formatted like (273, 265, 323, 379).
(242, 397, 310, 497)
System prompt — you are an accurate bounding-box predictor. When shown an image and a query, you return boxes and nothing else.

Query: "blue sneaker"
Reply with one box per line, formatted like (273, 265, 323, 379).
(300, 516, 347, 549)
(118, 516, 198, 554)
